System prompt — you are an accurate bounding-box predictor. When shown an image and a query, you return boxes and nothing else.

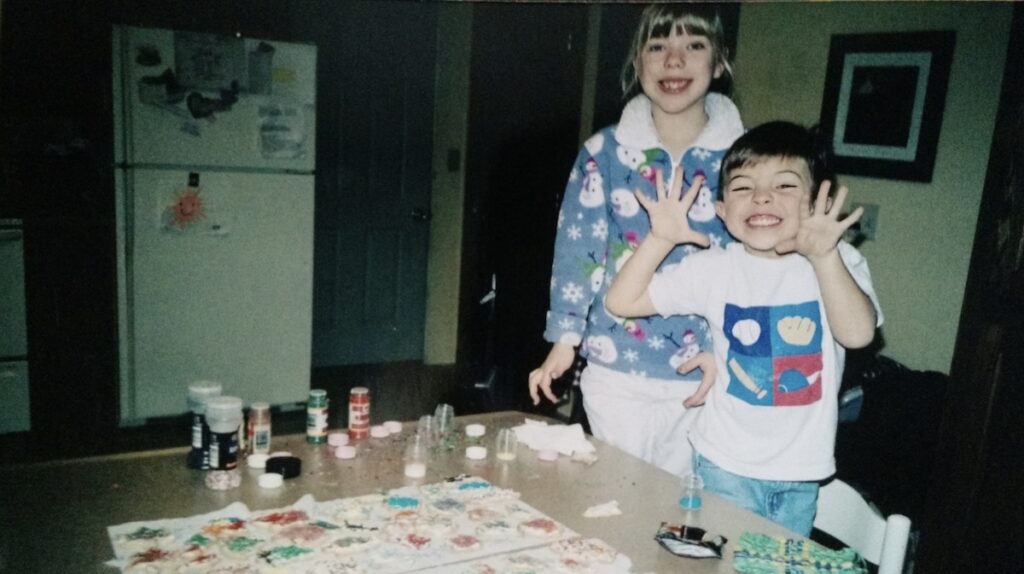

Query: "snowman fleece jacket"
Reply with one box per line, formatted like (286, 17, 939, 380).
(543, 92, 744, 381)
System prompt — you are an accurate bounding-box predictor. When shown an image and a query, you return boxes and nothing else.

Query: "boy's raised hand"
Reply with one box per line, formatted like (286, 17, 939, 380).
(635, 168, 711, 248)
(775, 181, 863, 259)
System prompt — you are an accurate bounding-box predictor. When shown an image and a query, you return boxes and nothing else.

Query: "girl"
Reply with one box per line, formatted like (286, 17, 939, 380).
(528, 3, 743, 478)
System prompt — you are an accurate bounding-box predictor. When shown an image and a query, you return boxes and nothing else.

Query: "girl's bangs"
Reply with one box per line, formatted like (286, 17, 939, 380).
(645, 10, 716, 41)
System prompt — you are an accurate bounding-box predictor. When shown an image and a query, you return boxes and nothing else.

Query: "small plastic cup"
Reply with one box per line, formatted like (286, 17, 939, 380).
(679, 473, 704, 509)
(434, 403, 455, 436)
(404, 434, 429, 478)
(417, 414, 437, 445)
(495, 427, 517, 461)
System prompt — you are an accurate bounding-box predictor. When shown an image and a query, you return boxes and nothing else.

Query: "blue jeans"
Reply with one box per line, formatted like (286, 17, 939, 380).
(694, 453, 819, 536)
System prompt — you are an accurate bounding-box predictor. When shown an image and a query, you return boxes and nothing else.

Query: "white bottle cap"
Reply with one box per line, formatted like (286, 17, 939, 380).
(247, 454, 269, 469)
(465, 424, 486, 438)
(537, 449, 559, 462)
(258, 472, 283, 489)
(334, 445, 357, 459)
(328, 432, 349, 446)
(370, 425, 390, 438)
(384, 420, 403, 434)
(465, 446, 488, 460)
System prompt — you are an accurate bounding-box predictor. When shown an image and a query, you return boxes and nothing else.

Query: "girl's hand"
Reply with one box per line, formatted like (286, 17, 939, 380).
(528, 343, 576, 405)
(775, 182, 862, 259)
(635, 168, 711, 248)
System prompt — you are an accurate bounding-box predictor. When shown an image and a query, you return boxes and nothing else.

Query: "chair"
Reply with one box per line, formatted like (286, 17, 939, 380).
(814, 478, 912, 574)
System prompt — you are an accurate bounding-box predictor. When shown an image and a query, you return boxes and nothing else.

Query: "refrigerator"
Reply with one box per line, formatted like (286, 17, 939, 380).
(113, 26, 317, 423)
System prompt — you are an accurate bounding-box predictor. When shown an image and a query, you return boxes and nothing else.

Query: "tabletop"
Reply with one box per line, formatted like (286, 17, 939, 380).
(0, 411, 801, 573)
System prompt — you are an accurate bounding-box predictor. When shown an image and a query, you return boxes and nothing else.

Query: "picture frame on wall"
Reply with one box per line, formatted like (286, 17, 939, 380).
(819, 31, 955, 182)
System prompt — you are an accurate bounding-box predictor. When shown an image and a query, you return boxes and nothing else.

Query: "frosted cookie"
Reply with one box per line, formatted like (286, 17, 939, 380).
(308, 557, 365, 574)
(466, 505, 503, 522)
(277, 522, 331, 546)
(385, 495, 420, 509)
(447, 534, 482, 552)
(550, 537, 618, 565)
(124, 547, 178, 572)
(257, 544, 314, 567)
(251, 509, 309, 532)
(218, 536, 265, 561)
(518, 517, 560, 537)
(475, 519, 516, 539)
(177, 545, 219, 573)
(556, 556, 594, 573)
(399, 531, 432, 550)
(115, 526, 175, 556)
(326, 534, 380, 555)
(431, 497, 465, 515)
(200, 517, 247, 540)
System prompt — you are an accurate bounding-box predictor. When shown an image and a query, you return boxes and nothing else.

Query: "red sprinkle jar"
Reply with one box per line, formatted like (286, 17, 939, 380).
(348, 387, 370, 440)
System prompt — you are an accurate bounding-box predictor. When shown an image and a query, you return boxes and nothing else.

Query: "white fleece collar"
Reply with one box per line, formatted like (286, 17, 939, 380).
(615, 92, 743, 152)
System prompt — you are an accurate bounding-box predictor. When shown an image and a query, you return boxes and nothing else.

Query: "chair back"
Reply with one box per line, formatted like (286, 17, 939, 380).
(814, 478, 912, 574)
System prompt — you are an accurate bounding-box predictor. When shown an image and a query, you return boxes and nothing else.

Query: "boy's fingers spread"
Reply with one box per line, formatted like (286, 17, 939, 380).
(635, 188, 653, 210)
(815, 181, 832, 212)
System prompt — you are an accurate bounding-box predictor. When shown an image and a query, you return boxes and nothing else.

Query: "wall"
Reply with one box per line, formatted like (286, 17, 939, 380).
(733, 2, 1013, 373)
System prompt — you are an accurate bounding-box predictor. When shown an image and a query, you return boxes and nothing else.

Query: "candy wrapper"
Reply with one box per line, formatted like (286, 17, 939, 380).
(654, 522, 727, 559)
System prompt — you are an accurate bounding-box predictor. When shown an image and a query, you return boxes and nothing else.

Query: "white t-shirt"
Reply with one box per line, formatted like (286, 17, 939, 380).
(648, 241, 882, 481)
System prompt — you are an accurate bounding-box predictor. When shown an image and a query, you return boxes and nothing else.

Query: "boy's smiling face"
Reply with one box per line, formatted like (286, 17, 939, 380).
(715, 156, 813, 258)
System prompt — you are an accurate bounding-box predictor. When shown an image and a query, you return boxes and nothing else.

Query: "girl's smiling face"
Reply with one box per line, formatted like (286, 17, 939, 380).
(637, 25, 722, 119)
(715, 157, 813, 258)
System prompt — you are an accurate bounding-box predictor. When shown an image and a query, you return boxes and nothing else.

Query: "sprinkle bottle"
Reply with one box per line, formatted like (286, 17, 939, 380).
(306, 389, 329, 444)
(247, 402, 272, 454)
(186, 381, 222, 469)
(348, 387, 370, 440)
(205, 396, 243, 470)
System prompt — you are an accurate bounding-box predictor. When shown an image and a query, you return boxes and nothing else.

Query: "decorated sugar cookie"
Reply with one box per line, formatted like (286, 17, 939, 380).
(217, 535, 266, 562)
(550, 537, 618, 565)
(475, 519, 516, 539)
(200, 517, 247, 540)
(114, 526, 174, 556)
(258, 544, 314, 567)
(124, 547, 178, 572)
(518, 517, 560, 537)
(447, 534, 482, 552)
(251, 509, 309, 532)
(278, 522, 331, 546)
(327, 534, 380, 556)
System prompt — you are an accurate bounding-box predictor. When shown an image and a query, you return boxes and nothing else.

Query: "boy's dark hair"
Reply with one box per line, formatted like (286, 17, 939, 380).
(718, 121, 836, 199)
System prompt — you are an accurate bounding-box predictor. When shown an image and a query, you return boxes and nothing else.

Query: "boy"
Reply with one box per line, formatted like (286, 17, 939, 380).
(605, 121, 881, 535)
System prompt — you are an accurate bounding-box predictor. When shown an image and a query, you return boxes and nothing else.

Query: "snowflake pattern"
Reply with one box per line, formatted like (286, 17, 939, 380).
(567, 225, 582, 240)
(568, 168, 580, 183)
(558, 317, 576, 331)
(561, 282, 584, 304)
(647, 336, 665, 350)
(623, 349, 639, 363)
(712, 159, 722, 173)
(558, 210, 565, 229)
(709, 234, 722, 248)
(591, 219, 608, 241)
(692, 148, 712, 161)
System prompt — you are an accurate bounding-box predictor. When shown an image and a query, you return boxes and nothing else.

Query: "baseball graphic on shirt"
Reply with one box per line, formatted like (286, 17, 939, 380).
(777, 316, 816, 346)
(687, 183, 716, 222)
(583, 133, 605, 156)
(585, 335, 618, 364)
(616, 146, 645, 170)
(732, 318, 762, 347)
(579, 160, 605, 208)
(610, 188, 640, 217)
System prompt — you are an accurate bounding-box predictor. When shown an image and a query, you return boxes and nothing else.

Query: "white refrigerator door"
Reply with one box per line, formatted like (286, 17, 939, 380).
(116, 168, 314, 421)
(113, 26, 316, 172)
